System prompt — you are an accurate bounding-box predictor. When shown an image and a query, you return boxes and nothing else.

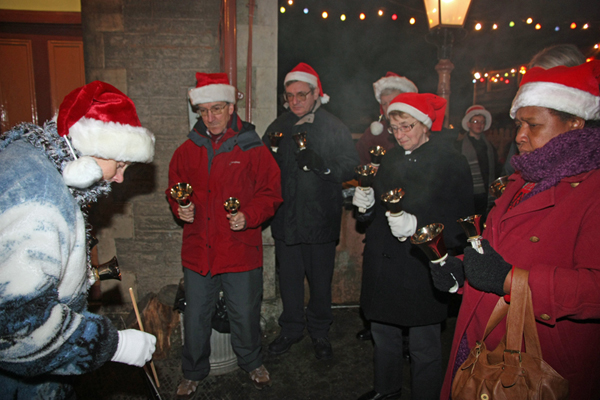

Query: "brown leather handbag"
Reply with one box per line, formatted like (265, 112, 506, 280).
(451, 268, 569, 400)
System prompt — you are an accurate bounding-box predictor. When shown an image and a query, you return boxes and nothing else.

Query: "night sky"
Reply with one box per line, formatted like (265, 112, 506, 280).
(277, 0, 600, 132)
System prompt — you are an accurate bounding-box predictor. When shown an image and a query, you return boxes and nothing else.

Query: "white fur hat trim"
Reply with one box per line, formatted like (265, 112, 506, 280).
(188, 83, 236, 105)
(373, 76, 418, 103)
(284, 71, 330, 104)
(370, 121, 384, 136)
(510, 81, 600, 120)
(386, 103, 432, 129)
(68, 117, 155, 163)
(62, 156, 103, 189)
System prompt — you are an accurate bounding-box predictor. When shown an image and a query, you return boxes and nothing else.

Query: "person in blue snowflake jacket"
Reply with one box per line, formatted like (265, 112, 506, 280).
(0, 81, 157, 399)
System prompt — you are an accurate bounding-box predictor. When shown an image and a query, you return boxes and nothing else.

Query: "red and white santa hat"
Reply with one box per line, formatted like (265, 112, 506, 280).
(188, 72, 236, 105)
(386, 92, 447, 132)
(370, 72, 418, 135)
(510, 60, 600, 120)
(284, 62, 330, 104)
(461, 105, 492, 131)
(57, 81, 155, 188)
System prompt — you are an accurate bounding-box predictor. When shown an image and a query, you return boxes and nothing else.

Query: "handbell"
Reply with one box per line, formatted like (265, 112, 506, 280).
(381, 188, 405, 216)
(354, 165, 377, 213)
(489, 176, 509, 199)
(292, 131, 308, 150)
(224, 197, 240, 215)
(170, 183, 194, 208)
(369, 145, 386, 166)
(268, 132, 284, 153)
(457, 215, 484, 254)
(410, 223, 448, 264)
(92, 256, 121, 281)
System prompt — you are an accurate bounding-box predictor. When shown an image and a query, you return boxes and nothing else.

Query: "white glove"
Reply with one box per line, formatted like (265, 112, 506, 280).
(352, 187, 375, 211)
(111, 329, 157, 367)
(386, 211, 417, 241)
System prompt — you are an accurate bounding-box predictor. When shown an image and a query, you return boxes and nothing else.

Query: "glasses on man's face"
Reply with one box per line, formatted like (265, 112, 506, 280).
(284, 90, 313, 102)
(198, 103, 228, 117)
(470, 119, 485, 125)
(388, 122, 418, 134)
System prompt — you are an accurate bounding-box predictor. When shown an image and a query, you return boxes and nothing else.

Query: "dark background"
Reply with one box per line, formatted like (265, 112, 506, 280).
(277, 0, 600, 132)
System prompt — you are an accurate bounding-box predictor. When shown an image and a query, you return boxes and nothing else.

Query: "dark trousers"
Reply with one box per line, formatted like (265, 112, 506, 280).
(181, 268, 263, 381)
(275, 240, 336, 339)
(371, 321, 442, 400)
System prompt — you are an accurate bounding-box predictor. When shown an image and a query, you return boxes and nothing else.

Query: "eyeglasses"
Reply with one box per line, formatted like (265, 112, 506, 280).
(388, 122, 418, 134)
(284, 90, 313, 102)
(198, 103, 228, 117)
(470, 119, 485, 125)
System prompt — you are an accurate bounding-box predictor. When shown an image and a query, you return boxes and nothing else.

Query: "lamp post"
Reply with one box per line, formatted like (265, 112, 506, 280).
(424, 0, 472, 128)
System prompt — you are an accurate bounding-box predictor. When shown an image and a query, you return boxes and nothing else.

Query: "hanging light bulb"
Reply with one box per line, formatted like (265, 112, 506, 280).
(288, 0, 293, 5)
(493, 24, 498, 30)
(570, 22, 577, 29)
(360, 13, 366, 20)
(322, 11, 328, 19)
(526, 18, 533, 24)
(474, 72, 481, 79)
(280, 7, 286, 13)
(583, 23, 589, 29)
(409, 17, 416, 25)
(555, 26, 560, 31)
(509, 21, 515, 27)
(378, 10, 384, 17)
(392, 14, 398, 21)
(303, 8, 309, 14)
(475, 23, 482, 30)
(340, 14, 346, 21)
(535, 24, 541, 30)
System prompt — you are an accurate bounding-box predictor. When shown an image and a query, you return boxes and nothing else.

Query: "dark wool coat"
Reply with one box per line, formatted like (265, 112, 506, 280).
(360, 136, 474, 327)
(264, 107, 359, 245)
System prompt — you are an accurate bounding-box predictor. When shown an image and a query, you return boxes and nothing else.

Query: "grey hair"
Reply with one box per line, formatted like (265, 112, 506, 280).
(380, 88, 403, 98)
(529, 44, 586, 69)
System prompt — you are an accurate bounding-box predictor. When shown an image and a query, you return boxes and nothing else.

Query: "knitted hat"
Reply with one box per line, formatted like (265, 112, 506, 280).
(386, 92, 447, 131)
(461, 105, 492, 131)
(57, 81, 155, 188)
(510, 60, 600, 120)
(188, 72, 236, 105)
(284, 62, 330, 104)
(371, 72, 418, 135)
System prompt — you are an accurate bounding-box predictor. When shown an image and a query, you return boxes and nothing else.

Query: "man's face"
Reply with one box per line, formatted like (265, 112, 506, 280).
(380, 91, 401, 117)
(285, 81, 318, 118)
(468, 115, 486, 135)
(198, 101, 234, 135)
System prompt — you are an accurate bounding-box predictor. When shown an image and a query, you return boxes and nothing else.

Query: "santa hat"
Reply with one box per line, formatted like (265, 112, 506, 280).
(510, 60, 600, 120)
(461, 105, 492, 131)
(386, 92, 447, 131)
(371, 72, 418, 135)
(188, 72, 236, 105)
(284, 62, 330, 104)
(57, 81, 155, 189)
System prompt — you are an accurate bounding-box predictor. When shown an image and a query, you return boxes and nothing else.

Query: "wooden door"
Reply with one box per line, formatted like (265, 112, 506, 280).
(48, 40, 85, 117)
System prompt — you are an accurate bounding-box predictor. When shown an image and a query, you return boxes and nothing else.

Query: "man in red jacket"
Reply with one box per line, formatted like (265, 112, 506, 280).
(167, 73, 282, 399)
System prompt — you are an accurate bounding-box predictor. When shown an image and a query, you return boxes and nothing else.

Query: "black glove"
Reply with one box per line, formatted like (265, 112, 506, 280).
(463, 239, 512, 296)
(296, 149, 326, 172)
(429, 256, 464, 292)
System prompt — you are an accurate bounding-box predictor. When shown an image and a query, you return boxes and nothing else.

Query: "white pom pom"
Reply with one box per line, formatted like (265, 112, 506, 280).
(370, 121, 384, 136)
(62, 156, 103, 189)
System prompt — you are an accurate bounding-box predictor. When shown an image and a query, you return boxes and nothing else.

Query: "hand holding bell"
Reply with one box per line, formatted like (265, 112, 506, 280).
(268, 132, 284, 153)
(354, 165, 377, 213)
(410, 223, 459, 293)
(292, 132, 309, 171)
(224, 197, 240, 215)
(369, 145, 386, 168)
(457, 215, 484, 254)
(170, 183, 193, 208)
(489, 176, 509, 199)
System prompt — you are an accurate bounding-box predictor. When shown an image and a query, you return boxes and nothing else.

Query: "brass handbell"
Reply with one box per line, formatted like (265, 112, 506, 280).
(170, 183, 193, 208)
(381, 188, 405, 216)
(489, 176, 509, 199)
(411, 223, 459, 293)
(224, 197, 240, 215)
(369, 145, 386, 166)
(354, 164, 377, 213)
(268, 132, 284, 153)
(457, 215, 484, 254)
(92, 256, 121, 281)
(292, 131, 308, 150)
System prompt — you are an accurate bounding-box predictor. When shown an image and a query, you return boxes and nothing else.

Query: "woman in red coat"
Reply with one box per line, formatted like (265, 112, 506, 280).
(431, 60, 600, 399)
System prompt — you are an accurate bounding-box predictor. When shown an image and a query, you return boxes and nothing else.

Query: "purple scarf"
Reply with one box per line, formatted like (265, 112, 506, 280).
(510, 126, 600, 199)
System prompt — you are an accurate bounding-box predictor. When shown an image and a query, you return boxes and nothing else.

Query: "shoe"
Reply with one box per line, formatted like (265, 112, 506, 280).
(249, 364, 272, 390)
(176, 378, 200, 400)
(312, 337, 333, 360)
(356, 327, 373, 341)
(268, 334, 304, 355)
(356, 389, 402, 400)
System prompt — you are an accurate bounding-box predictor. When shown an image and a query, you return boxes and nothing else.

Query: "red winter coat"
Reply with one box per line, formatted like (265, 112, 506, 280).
(441, 170, 600, 400)
(166, 114, 282, 276)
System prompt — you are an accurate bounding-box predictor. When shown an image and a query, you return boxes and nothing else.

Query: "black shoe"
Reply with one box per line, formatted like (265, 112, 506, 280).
(268, 334, 304, 355)
(312, 337, 333, 360)
(357, 389, 402, 400)
(356, 327, 373, 341)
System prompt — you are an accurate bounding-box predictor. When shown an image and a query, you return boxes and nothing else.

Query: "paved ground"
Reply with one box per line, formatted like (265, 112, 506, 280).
(74, 303, 459, 400)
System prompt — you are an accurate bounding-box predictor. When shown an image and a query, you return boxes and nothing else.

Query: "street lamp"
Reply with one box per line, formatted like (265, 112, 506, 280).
(424, 0, 472, 127)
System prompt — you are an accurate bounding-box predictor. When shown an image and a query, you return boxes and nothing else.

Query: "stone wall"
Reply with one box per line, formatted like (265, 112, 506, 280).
(83, 0, 281, 325)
